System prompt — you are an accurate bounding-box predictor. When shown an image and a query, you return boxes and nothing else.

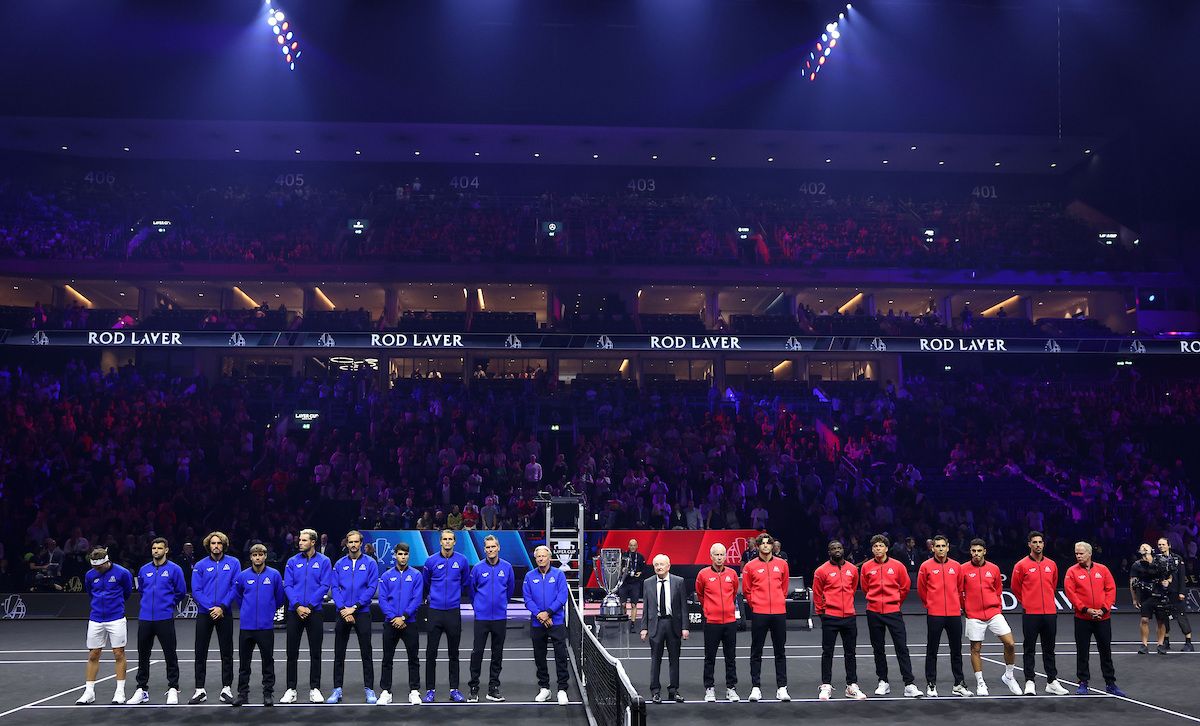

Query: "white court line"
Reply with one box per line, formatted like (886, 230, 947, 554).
(0, 659, 157, 720)
(978, 655, 1200, 723)
(0, 657, 580, 664)
(26, 700, 583, 709)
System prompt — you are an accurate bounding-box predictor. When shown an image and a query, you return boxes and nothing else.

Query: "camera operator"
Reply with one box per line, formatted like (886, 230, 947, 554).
(1157, 537, 1195, 651)
(1130, 544, 1168, 654)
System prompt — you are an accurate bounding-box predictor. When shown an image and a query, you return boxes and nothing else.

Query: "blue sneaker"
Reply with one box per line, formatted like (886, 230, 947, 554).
(1105, 684, 1126, 698)
(449, 689, 465, 703)
(325, 687, 343, 704)
(1074, 681, 1089, 695)
(423, 690, 436, 703)
(365, 688, 377, 705)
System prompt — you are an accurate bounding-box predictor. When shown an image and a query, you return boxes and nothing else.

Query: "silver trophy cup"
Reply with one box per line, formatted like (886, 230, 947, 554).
(595, 548, 627, 619)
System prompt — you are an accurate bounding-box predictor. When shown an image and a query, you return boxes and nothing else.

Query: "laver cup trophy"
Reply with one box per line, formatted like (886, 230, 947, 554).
(595, 548, 627, 619)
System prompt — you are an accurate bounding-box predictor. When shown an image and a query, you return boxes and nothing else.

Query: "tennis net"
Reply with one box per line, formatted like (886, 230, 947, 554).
(566, 596, 646, 726)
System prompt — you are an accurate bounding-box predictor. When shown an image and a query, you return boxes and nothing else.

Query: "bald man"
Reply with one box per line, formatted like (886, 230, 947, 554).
(641, 555, 689, 703)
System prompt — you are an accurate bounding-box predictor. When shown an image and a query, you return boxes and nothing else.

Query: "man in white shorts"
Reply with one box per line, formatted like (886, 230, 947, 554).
(960, 539, 1021, 696)
(78, 547, 134, 704)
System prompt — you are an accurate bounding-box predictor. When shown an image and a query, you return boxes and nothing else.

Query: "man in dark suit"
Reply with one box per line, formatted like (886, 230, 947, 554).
(639, 554, 689, 703)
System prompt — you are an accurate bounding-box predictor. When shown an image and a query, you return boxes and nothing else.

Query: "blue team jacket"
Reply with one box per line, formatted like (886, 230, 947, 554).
(378, 566, 424, 620)
(137, 560, 188, 621)
(470, 558, 515, 620)
(284, 551, 332, 609)
(191, 554, 239, 611)
(85, 564, 133, 622)
(332, 555, 379, 610)
(235, 566, 285, 630)
(522, 566, 568, 626)
(423, 551, 469, 610)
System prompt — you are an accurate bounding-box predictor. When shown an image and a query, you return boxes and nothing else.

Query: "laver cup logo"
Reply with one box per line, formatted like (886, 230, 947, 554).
(1, 594, 27, 619)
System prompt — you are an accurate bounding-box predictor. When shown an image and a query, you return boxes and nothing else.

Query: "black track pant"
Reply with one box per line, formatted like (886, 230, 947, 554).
(285, 609, 324, 690)
(380, 624, 421, 693)
(925, 615, 965, 686)
(702, 622, 738, 689)
(867, 611, 914, 685)
(749, 613, 787, 687)
(469, 619, 507, 691)
(1021, 614, 1058, 682)
(136, 619, 180, 689)
(1074, 618, 1116, 686)
(237, 629, 275, 697)
(194, 612, 234, 689)
(530, 623, 570, 691)
(1165, 601, 1194, 636)
(332, 614, 374, 690)
(425, 608, 463, 690)
(820, 615, 858, 686)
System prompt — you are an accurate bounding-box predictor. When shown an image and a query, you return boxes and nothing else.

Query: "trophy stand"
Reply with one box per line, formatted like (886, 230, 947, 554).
(594, 548, 627, 621)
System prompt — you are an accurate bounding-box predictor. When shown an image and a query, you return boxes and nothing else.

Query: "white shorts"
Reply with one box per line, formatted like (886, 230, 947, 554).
(965, 614, 1011, 641)
(86, 618, 128, 649)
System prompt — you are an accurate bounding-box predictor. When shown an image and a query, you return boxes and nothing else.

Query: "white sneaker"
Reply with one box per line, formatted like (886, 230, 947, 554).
(726, 688, 740, 702)
(1001, 672, 1022, 696)
(875, 680, 891, 696)
(535, 688, 552, 702)
(776, 687, 791, 702)
(926, 684, 938, 698)
(1024, 680, 1037, 696)
(76, 690, 95, 705)
(903, 684, 922, 698)
(1046, 680, 1070, 696)
(952, 684, 974, 697)
(377, 690, 392, 705)
(111, 688, 125, 705)
(220, 686, 234, 703)
(976, 681, 989, 697)
(166, 688, 178, 705)
(188, 688, 206, 705)
(846, 684, 867, 701)
(557, 690, 569, 705)
(409, 690, 422, 705)
(818, 684, 832, 701)
(704, 688, 716, 702)
(748, 686, 762, 702)
(280, 689, 297, 704)
(309, 688, 323, 703)
(126, 688, 148, 705)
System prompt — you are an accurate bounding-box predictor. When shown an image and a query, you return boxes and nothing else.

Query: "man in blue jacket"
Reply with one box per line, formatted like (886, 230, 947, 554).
(327, 530, 380, 704)
(378, 542, 424, 706)
(78, 546, 133, 705)
(281, 528, 332, 704)
(232, 543, 285, 707)
(468, 535, 515, 702)
(423, 529, 470, 702)
(190, 531, 238, 704)
(523, 545, 570, 705)
(127, 537, 188, 705)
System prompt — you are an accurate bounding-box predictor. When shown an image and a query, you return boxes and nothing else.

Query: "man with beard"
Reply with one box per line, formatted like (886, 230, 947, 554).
(231, 543, 284, 707)
(742, 533, 791, 702)
(423, 529, 470, 702)
(127, 538, 187, 705)
(190, 531, 238, 704)
(78, 547, 133, 705)
(327, 530, 379, 703)
(861, 535, 920, 697)
(961, 539, 1021, 696)
(813, 540, 867, 701)
(280, 529, 332, 704)
(468, 535, 516, 702)
(1010, 532, 1070, 694)
(917, 535, 971, 697)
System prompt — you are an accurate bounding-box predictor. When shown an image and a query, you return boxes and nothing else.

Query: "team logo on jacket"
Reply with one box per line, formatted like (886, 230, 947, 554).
(405, 575, 412, 582)
(437, 564, 445, 569)
(263, 577, 271, 584)
(887, 568, 894, 575)
(206, 566, 215, 572)
(549, 577, 556, 583)
(985, 572, 993, 579)
(1028, 568, 1037, 573)
(359, 563, 367, 570)
(932, 569, 940, 574)
(968, 573, 977, 578)
(499, 570, 506, 577)
(388, 576, 397, 582)
(708, 577, 717, 582)
(248, 579, 256, 584)
(773, 566, 780, 573)
(452, 562, 460, 569)
(296, 563, 304, 568)
(1094, 573, 1102, 579)
(343, 565, 351, 571)
(1077, 574, 1086, 580)
(532, 578, 541, 584)
(1044, 566, 1051, 573)
(725, 576, 732, 583)
(949, 568, 956, 574)
(108, 575, 116, 582)
(311, 563, 320, 568)
(482, 572, 490, 578)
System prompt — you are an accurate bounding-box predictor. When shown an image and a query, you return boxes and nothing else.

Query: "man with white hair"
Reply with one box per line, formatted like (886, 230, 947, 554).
(640, 554, 689, 703)
(1064, 542, 1125, 696)
(523, 545, 570, 705)
(695, 543, 740, 702)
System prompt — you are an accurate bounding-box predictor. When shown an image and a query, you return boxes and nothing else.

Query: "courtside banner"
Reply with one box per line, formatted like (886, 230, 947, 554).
(362, 529, 536, 569)
(5, 329, 1200, 355)
(584, 530, 762, 587)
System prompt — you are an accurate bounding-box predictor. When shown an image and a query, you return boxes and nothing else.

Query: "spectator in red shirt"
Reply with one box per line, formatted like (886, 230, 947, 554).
(860, 535, 919, 697)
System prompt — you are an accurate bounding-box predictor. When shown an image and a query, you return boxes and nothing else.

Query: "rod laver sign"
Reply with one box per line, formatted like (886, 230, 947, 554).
(650, 335, 742, 350)
(919, 337, 1007, 352)
(369, 333, 465, 348)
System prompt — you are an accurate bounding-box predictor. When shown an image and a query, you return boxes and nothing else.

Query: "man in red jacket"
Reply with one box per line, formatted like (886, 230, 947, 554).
(1064, 541, 1125, 697)
(917, 535, 971, 697)
(860, 535, 920, 697)
(742, 533, 790, 702)
(695, 543, 740, 703)
(1010, 531, 1069, 695)
(961, 539, 1021, 696)
(813, 540, 868, 701)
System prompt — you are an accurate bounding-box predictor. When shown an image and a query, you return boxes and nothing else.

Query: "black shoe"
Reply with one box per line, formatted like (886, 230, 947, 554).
(669, 691, 684, 703)
(264, 694, 273, 707)
(1138, 645, 1149, 654)
(468, 687, 479, 703)
(188, 691, 207, 705)
(486, 687, 505, 702)
(1163, 638, 1171, 650)
(1157, 645, 1168, 655)
(231, 695, 247, 707)
(652, 692, 662, 704)
(1183, 641, 1195, 652)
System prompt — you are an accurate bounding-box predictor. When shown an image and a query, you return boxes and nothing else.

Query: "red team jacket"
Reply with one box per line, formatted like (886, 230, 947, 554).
(742, 556, 790, 615)
(695, 566, 740, 624)
(813, 561, 858, 618)
(1010, 556, 1059, 615)
(917, 557, 964, 617)
(959, 560, 1003, 620)
(859, 557, 911, 614)
(1064, 562, 1116, 620)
